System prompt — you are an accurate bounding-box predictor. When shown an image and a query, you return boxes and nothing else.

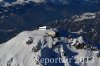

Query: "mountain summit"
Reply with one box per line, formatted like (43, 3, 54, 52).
(0, 28, 100, 66)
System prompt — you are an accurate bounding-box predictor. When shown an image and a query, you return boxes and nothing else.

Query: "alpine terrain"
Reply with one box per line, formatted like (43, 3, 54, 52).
(0, 0, 100, 66)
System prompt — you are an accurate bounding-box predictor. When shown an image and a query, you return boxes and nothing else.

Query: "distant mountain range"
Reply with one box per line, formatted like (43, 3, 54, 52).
(0, 0, 100, 44)
(0, 0, 100, 6)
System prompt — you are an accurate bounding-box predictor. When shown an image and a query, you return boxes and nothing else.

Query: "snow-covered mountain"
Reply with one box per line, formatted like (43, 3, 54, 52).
(0, 0, 100, 6)
(46, 12, 100, 44)
(73, 12, 96, 21)
(0, 0, 99, 66)
(0, 1, 100, 44)
(0, 28, 100, 66)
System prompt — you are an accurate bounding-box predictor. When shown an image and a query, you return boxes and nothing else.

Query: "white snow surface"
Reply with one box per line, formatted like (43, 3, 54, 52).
(0, 29, 100, 66)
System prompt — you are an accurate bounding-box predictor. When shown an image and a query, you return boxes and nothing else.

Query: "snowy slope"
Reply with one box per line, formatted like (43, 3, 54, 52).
(0, 29, 100, 66)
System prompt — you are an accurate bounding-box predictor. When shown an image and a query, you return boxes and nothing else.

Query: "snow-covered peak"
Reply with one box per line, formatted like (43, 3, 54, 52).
(16, 0, 45, 3)
(0, 0, 69, 4)
(0, 0, 100, 7)
(71, 36, 85, 46)
(0, 29, 100, 66)
(0, 0, 46, 6)
(0, 0, 3, 2)
(73, 12, 96, 21)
